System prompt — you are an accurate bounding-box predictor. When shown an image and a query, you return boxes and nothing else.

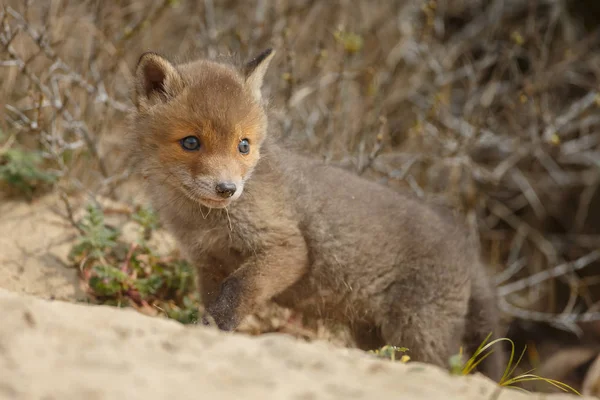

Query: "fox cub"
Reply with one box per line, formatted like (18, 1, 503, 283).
(127, 48, 504, 379)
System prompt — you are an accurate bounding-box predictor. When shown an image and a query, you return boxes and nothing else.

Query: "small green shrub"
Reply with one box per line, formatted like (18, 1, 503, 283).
(0, 148, 57, 199)
(69, 204, 200, 324)
(69, 204, 120, 262)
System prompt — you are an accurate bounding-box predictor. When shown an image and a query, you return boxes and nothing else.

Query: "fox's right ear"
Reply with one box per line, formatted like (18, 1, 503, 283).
(243, 48, 275, 103)
(133, 52, 184, 110)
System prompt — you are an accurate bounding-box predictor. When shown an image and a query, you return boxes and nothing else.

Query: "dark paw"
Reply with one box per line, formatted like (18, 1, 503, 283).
(205, 303, 240, 331)
(205, 277, 243, 331)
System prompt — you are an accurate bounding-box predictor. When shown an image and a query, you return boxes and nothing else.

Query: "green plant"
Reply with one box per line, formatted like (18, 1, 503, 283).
(69, 204, 200, 324)
(450, 333, 581, 395)
(131, 205, 161, 242)
(0, 148, 57, 199)
(370, 345, 410, 363)
(69, 204, 120, 263)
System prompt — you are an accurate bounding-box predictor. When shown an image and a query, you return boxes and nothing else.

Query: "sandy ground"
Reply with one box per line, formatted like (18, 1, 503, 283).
(0, 193, 597, 400)
(0, 192, 176, 301)
(1, 288, 596, 400)
(0, 194, 83, 301)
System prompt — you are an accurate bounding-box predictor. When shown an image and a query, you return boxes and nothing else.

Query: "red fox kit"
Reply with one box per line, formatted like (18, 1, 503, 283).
(128, 48, 505, 379)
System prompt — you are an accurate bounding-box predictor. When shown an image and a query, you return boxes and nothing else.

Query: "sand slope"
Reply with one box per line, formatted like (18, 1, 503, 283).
(0, 194, 83, 301)
(0, 288, 594, 400)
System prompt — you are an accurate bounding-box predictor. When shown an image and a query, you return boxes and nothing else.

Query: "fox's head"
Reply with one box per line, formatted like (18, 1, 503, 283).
(129, 49, 275, 209)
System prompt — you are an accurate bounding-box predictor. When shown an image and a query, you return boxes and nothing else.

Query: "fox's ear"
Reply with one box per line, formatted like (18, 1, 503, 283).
(243, 48, 275, 103)
(134, 52, 184, 110)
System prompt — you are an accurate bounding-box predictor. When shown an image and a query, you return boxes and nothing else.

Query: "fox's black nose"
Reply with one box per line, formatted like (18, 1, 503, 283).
(215, 182, 237, 198)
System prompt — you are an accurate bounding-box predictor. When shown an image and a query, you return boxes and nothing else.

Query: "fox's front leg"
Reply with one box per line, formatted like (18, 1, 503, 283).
(203, 235, 308, 331)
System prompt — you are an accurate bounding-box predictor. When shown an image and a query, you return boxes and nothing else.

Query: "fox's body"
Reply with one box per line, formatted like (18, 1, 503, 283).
(128, 49, 505, 380)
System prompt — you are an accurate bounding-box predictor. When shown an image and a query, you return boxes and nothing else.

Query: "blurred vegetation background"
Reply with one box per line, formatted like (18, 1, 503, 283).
(3, 0, 600, 392)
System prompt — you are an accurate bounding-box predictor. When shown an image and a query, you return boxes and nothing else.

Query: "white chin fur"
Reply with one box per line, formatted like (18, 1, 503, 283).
(198, 187, 243, 209)
(198, 198, 231, 209)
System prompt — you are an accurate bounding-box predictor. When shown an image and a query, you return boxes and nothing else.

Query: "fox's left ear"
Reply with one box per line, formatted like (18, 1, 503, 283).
(133, 52, 184, 111)
(243, 48, 275, 103)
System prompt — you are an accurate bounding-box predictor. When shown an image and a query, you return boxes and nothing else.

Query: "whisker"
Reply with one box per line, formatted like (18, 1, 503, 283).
(224, 207, 233, 232)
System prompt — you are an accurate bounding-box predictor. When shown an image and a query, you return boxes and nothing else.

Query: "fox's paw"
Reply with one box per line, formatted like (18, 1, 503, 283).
(204, 277, 244, 332)
(205, 303, 241, 331)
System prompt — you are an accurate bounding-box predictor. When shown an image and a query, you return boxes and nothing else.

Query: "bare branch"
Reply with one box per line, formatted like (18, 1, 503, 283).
(498, 250, 600, 297)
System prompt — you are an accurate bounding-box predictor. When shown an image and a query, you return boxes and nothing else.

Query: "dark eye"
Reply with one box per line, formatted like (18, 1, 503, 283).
(238, 138, 250, 155)
(180, 136, 200, 151)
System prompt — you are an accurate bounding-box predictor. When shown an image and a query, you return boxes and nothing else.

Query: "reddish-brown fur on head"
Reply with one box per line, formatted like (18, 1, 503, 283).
(128, 49, 275, 209)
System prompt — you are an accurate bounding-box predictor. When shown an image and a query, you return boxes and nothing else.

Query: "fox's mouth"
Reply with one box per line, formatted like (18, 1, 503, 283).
(198, 197, 231, 209)
(180, 184, 234, 209)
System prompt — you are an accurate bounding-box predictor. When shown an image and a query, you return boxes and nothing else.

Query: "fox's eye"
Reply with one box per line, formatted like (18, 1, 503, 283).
(180, 136, 200, 151)
(238, 139, 250, 155)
